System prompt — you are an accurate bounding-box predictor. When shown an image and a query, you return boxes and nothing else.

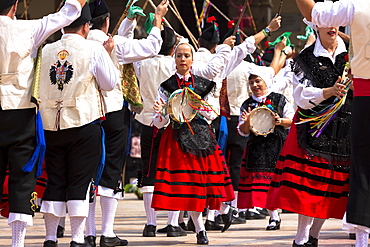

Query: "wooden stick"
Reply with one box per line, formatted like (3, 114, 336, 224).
(209, 2, 248, 38)
(191, 0, 201, 35)
(277, 0, 284, 16)
(112, 0, 135, 36)
(233, 0, 248, 36)
(20, 0, 32, 19)
(168, 0, 199, 49)
(246, 0, 257, 34)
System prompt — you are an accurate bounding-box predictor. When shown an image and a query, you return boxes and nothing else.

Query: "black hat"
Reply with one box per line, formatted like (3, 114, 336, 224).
(65, 4, 92, 28)
(199, 16, 220, 44)
(222, 20, 241, 46)
(89, 0, 109, 19)
(159, 26, 177, 54)
(0, 0, 16, 11)
(261, 48, 274, 65)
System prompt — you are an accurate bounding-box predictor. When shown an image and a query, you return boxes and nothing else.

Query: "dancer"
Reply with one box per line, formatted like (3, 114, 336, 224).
(266, 19, 351, 247)
(151, 42, 231, 245)
(0, 0, 85, 246)
(295, 1, 370, 246)
(84, 0, 169, 245)
(39, 4, 119, 247)
(237, 68, 294, 230)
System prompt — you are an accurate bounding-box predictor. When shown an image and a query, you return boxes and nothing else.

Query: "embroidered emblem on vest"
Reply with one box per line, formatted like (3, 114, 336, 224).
(49, 50, 73, 91)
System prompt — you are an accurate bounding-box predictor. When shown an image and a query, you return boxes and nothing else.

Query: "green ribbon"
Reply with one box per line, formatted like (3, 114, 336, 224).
(268, 32, 292, 48)
(144, 12, 155, 35)
(297, 25, 314, 41)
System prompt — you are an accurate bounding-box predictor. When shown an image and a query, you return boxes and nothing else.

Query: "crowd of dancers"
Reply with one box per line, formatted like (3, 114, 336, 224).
(1, 0, 370, 246)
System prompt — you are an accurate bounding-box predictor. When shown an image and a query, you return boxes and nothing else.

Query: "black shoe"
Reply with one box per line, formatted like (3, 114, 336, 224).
(43, 240, 58, 247)
(70, 241, 90, 247)
(245, 210, 266, 220)
(215, 215, 223, 224)
(305, 236, 318, 247)
(167, 225, 187, 237)
(257, 208, 270, 216)
(221, 207, 238, 232)
(349, 233, 356, 240)
(187, 218, 195, 232)
(238, 211, 247, 219)
(196, 230, 209, 245)
(100, 236, 128, 247)
(156, 225, 168, 233)
(292, 240, 306, 247)
(205, 220, 223, 231)
(179, 222, 187, 231)
(266, 219, 281, 230)
(143, 224, 156, 237)
(231, 215, 247, 224)
(85, 236, 96, 247)
(57, 225, 65, 238)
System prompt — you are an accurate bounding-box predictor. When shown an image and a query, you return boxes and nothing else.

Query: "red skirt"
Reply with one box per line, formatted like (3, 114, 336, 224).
(265, 119, 350, 219)
(152, 125, 233, 212)
(238, 164, 274, 209)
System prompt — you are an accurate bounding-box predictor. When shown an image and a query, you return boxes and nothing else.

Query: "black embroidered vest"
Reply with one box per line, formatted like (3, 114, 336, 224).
(292, 43, 352, 163)
(161, 75, 217, 157)
(241, 92, 288, 172)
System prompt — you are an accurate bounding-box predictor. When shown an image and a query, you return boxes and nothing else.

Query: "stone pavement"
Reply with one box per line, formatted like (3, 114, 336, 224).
(0, 193, 358, 246)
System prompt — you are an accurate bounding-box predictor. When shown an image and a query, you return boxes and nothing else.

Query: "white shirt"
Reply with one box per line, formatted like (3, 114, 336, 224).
(153, 73, 218, 129)
(114, 23, 162, 65)
(237, 91, 295, 137)
(192, 45, 231, 81)
(293, 36, 347, 110)
(61, 34, 119, 91)
(0, 0, 82, 58)
(271, 59, 295, 109)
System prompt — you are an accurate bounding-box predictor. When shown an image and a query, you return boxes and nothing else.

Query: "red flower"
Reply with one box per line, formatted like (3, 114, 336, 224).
(265, 99, 272, 105)
(228, 20, 235, 29)
(264, 41, 270, 48)
(344, 54, 349, 62)
(207, 16, 216, 23)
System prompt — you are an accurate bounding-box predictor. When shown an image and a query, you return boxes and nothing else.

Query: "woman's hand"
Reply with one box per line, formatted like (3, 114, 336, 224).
(273, 113, 282, 126)
(323, 76, 346, 99)
(153, 98, 166, 114)
(239, 107, 252, 135)
(241, 108, 251, 122)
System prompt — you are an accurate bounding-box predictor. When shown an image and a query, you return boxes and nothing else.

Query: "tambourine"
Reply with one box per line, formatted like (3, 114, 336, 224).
(249, 107, 275, 136)
(167, 89, 196, 123)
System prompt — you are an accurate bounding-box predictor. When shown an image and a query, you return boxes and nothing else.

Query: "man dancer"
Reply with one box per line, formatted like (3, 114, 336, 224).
(85, 0, 169, 246)
(0, 0, 85, 246)
(39, 4, 120, 247)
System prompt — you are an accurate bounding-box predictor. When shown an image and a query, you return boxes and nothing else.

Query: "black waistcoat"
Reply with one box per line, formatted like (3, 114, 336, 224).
(161, 74, 217, 157)
(292, 43, 352, 163)
(241, 92, 288, 172)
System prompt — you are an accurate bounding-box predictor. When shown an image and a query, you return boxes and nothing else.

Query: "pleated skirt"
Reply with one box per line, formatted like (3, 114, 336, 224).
(152, 125, 234, 212)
